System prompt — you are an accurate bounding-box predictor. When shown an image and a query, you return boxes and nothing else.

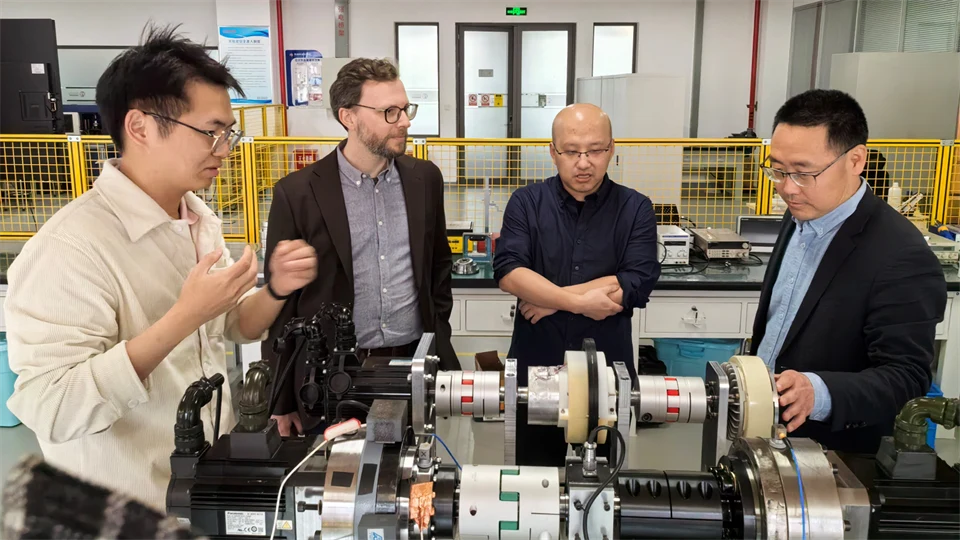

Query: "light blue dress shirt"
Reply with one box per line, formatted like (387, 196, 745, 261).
(757, 180, 868, 421)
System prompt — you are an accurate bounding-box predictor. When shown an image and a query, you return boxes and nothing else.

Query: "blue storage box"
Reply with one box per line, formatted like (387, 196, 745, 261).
(927, 383, 943, 449)
(652, 339, 742, 379)
(0, 333, 20, 428)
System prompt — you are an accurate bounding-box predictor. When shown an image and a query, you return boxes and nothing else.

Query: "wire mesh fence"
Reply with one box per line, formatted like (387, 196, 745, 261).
(764, 141, 943, 226)
(0, 135, 953, 241)
(0, 137, 77, 238)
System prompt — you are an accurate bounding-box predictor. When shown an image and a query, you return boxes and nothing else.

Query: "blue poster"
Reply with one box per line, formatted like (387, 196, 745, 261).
(218, 26, 274, 104)
(286, 50, 323, 107)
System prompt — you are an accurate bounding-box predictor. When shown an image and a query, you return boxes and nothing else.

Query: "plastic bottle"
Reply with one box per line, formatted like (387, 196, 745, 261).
(888, 182, 902, 212)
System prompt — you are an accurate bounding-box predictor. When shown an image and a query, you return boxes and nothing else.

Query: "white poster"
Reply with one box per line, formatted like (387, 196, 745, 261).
(218, 26, 274, 104)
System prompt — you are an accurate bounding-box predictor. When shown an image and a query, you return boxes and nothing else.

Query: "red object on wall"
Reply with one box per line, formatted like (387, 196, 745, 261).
(294, 149, 318, 170)
(747, 0, 762, 130)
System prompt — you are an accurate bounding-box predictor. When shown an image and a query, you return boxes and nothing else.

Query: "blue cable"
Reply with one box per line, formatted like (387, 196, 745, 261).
(788, 445, 807, 540)
(433, 434, 462, 470)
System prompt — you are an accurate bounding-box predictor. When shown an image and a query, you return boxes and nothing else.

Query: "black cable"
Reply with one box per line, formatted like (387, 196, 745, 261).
(213, 383, 222, 443)
(267, 339, 305, 418)
(581, 425, 626, 540)
(737, 253, 764, 266)
(656, 241, 667, 264)
(335, 399, 371, 422)
(679, 215, 698, 228)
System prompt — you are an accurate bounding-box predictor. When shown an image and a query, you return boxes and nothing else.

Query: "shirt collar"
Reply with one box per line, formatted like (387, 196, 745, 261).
(794, 179, 868, 238)
(336, 144, 398, 185)
(93, 159, 216, 242)
(551, 174, 613, 206)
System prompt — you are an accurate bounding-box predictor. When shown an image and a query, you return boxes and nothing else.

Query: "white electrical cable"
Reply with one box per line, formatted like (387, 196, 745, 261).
(268, 420, 365, 540)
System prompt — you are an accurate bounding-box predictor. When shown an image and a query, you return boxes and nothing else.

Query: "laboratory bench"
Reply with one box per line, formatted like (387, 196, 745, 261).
(0, 242, 957, 441)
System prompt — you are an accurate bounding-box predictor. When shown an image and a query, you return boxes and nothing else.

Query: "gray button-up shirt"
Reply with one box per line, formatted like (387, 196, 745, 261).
(337, 148, 423, 348)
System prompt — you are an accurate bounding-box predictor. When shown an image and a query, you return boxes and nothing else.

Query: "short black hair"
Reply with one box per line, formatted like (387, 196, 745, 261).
(772, 89, 868, 153)
(96, 24, 243, 152)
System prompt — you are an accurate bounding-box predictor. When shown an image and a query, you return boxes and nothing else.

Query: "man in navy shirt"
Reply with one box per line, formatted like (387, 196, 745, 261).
(494, 103, 661, 465)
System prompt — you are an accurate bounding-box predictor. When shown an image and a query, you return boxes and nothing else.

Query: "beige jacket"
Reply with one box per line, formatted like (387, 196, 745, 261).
(4, 159, 261, 511)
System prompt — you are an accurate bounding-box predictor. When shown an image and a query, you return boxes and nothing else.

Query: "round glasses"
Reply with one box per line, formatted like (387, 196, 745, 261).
(141, 111, 243, 153)
(352, 103, 418, 124)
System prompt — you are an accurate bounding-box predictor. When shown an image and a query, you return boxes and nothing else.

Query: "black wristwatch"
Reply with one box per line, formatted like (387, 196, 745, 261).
(266, 281, 292, 300)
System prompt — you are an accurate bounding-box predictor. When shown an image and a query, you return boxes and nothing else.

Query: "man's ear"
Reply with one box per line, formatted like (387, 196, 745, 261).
(848, 144, 868, 177)
(123, 109, 150, 149)
(338, 107, 355, 132)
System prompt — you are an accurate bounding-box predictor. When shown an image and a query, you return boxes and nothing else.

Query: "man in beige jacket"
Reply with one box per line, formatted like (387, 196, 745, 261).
(4, 26, 318, 512)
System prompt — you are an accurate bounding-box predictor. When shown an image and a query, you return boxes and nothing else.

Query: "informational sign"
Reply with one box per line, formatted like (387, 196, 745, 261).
(219, 26, 274, 104)
(493, 94, 504, 107)
(480, 94, 491, 107)
(286, 50, 323, 107)
(293, 149, 318, 170)
(505, 6, 528, 16)
(468, 93, 478, 106)
(335, 1, 349, 57)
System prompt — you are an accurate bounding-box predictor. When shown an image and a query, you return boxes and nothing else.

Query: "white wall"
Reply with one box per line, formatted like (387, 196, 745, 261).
(0, 0, 218, 46)
(755, 0, 794, 137)
(282, 0, 698, 137)
(2, 0, 798, 139)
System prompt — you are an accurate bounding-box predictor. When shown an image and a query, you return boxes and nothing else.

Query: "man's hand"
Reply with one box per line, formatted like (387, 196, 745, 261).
(519, 300, 556, 324)
(175, 246, 258, 328)
(574, 284, 623, 321)
(268, 240, 318, 297)
(776, 370, 816, 432)
(272, 412, 303, 437)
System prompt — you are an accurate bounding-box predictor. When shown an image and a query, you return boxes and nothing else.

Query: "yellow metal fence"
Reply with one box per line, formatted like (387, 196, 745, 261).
(1, 136, 955, 243)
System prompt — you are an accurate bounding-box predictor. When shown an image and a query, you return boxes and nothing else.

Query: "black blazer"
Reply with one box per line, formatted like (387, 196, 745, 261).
(262, 145, 458, 426)
(750, 187, 946, 454)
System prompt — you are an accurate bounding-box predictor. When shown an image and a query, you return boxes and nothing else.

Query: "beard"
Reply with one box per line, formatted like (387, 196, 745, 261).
(357, 122, 407, 160)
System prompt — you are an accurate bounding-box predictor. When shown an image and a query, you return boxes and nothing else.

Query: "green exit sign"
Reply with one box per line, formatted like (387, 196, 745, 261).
(505, 6, 528, 16)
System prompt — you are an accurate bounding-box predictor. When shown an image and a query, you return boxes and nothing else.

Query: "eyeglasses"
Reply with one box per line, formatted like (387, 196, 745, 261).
(762, 145, 857, 188)
(552, 144, 612, 161)
(141, 111, 244, 153)
(352, 103, 418, 124)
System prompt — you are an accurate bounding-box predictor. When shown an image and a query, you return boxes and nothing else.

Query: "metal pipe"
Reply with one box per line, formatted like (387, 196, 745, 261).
(894, 396, 960, 450)
(746, 0, 762, 130)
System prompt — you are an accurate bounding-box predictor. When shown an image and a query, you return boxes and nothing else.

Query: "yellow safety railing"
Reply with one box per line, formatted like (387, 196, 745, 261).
(236, 105, 287, 138)
(1, 135, 955, 242)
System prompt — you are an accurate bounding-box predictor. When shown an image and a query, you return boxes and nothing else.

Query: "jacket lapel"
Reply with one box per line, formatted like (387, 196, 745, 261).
(309, 149, 354, 287)
(778, 189, 878, 359)
(396, 156, 425, 288)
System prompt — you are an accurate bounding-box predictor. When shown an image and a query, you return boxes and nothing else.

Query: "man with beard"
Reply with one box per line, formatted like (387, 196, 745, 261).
(263, 58, 457, 436)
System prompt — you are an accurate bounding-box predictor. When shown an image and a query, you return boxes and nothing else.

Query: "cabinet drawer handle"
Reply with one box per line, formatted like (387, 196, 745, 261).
(681, 306, 706, 328)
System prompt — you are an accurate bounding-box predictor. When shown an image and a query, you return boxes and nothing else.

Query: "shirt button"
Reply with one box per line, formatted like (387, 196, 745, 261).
(174, 225, 183, 233)
(577, 239, 582, 245)
(574, 265, 580, 271)
(127, 400, 138, 409)
(382, 288, 387, 293)
(381, 255, 385, 260)
(800, 243, 806, 249)
(356, 181, 361, 186)
(378, 221, 383, 226)
(375, 188, 380, 194)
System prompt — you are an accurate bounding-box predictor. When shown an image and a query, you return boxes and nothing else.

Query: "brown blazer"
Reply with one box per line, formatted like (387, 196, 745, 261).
(262, 144, 458, 424)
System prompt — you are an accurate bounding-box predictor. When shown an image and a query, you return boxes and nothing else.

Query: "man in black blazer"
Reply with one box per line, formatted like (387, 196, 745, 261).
(752, 89, 946, 454)
(263, 58, 458, 435)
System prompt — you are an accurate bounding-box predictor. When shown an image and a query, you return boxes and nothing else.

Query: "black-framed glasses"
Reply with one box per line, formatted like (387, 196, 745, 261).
(762, 145, 857, 188)
(352, 103, 418, 124)
(141, 111, 243, 153)
(552, 143, 611, 161)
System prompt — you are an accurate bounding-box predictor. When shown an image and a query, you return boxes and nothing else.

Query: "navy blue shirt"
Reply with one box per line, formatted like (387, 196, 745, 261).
(493, 175, 660, 379)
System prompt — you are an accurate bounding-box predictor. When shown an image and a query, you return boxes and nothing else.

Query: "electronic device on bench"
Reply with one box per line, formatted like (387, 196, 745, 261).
(167, 326, 960, 539)
(690, 228, 752, 260)
(657, 225, 691, 266)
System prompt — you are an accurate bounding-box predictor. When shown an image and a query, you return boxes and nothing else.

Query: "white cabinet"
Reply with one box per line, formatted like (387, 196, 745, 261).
(745, 303, 759, 333)
(642, 300, 744, 336)
(464, 300, 517, 334)
(449, 300, 462, 332)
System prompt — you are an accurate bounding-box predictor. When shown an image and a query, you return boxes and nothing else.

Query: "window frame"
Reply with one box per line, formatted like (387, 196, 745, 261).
(591, 23, 639, 77)
(394, 22, 441, 138)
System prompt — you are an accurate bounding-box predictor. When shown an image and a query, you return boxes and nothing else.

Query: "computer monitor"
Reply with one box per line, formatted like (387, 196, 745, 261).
(737, 215, 783, 254)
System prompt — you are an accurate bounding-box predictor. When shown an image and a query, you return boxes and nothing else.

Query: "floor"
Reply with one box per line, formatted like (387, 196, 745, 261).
(3, 413, 958, 517)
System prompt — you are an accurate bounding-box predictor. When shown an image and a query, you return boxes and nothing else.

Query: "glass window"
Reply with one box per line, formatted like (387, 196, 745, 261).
(396, 23, 440, 136)
(592, 24, 636, 77)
